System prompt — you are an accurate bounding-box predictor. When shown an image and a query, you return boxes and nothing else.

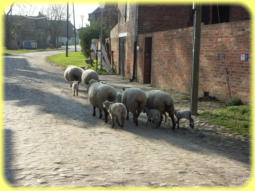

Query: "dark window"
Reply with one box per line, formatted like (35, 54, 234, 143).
(202, 6, 210, 24)
(212, 5, 230, 24)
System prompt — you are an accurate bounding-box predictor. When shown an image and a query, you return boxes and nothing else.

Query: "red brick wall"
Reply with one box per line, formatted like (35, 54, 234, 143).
(137, 20, 250, 103)
(138, 5, 193, 34)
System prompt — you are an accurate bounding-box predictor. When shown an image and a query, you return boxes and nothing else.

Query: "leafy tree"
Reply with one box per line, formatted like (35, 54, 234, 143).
(79, 21, 108, 57)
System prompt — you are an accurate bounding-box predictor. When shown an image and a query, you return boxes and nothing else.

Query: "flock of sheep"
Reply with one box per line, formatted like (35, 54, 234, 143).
(64, 65, 194, 129)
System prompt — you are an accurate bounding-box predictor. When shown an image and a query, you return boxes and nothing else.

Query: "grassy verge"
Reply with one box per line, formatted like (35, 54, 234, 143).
(47, 51, 107, 75)
(4, 47, 65, 54)
(199, 105, 250, 137)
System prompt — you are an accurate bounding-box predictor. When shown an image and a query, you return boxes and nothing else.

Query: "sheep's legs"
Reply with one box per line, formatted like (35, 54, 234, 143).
(99, 109, 102, 118)
(170, 113, 176, 130)
(126, 110, 129, 120)
(93, 106, 96, 116)
(116, 118, 121, 127)
(157, 115, 163, 128)
(177, 118, 180, 128)
(112, 116, 115, 128)
(189, 117, 194, 128)
(76, 90, 78, 96)
(104, 108, 108, 123)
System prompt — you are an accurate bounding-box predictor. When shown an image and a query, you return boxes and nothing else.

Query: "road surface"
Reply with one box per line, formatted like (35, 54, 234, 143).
(4, 50, 250, 187)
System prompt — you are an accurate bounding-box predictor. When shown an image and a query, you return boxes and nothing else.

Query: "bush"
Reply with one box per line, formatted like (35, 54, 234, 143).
(79, 21, 109, 58)
(226, 97, 243, 106)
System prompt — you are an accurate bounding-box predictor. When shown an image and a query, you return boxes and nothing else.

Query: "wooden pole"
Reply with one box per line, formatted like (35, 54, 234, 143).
(66, 3, 69, 57)
(190, 4, 201, 115)
(73, 3, 77, 52)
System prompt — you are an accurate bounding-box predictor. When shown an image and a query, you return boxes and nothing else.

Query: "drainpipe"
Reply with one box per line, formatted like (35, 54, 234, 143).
(131, 4, 138, 81)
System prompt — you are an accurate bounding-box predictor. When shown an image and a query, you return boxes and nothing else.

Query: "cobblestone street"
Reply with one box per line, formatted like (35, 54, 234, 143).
(4, 51, 250, 187)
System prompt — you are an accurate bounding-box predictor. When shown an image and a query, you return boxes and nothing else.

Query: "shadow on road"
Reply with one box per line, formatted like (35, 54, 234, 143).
(4, 129, 16, 185)
(121, 120, 250, 164)
(5, 57, 65, 85)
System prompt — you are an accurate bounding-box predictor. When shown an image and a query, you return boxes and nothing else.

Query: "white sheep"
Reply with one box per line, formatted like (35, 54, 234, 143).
(121, 88, 147, 126)
(88, 79, 117, 122)
(64, 65, 84, 87)
(81, 69, 99, 86)
(146, 90, 176, 129)
(72, 81, 79, 96)
(103, 100, 127, 128)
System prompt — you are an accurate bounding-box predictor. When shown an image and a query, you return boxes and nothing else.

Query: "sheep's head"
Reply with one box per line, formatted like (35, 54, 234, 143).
(88, 79, 97, 89)
(103, 100, 113, 110)
(146, 109, 162, 128)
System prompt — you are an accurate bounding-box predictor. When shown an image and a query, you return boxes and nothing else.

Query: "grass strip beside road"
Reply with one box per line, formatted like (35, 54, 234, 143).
(47, 51, 107, 74)
(4, 47, 65, 54)
(199, 105, 250, 137)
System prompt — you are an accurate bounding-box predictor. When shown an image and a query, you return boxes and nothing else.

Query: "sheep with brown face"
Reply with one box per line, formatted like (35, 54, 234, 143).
(103, 100, 127, 128)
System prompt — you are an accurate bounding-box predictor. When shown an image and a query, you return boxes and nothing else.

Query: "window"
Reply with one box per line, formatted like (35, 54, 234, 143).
(212, 5, 230, 24)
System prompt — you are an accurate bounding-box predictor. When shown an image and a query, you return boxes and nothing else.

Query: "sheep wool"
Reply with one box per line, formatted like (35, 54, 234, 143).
(122, 87, 147, 126)
(146, 90, 176, 129)
(88, 80, 117, 122)
(81, 69, 99, 85)
(64, 65, 84, 87)
(103, 100, 127, 128)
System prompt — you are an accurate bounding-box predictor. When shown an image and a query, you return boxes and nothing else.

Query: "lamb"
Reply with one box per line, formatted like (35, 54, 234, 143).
(102, 100, 127, 128)
(121, 88, 147, 126)
(81, 69, 99, 86)
(146, 90, 176, 129)
(144, 107, 161, 128)
(88, 79, 117, 122)
(72, 81, 79, 96)
(174, 110, 194, 128)
(64, 65, 84, 87)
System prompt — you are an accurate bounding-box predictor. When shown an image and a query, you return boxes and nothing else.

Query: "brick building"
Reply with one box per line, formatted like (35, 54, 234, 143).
(110, 4, 250, 103)
(88, 5, 118, 28)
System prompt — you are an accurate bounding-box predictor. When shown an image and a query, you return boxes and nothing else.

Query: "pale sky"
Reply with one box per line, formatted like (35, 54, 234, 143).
(8, 3, 100, 29)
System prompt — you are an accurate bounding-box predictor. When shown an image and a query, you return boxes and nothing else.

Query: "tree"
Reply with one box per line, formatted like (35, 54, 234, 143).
(45, 4, 67, 48)
(79, 21, 108, 57)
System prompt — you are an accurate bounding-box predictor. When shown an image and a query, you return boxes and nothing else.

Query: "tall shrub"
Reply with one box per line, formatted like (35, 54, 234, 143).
(79, 21, 108, 57)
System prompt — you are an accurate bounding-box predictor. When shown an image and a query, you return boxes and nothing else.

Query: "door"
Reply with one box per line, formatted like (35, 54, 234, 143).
(144, 37, 152, 84)
(119, 37, 126, 76)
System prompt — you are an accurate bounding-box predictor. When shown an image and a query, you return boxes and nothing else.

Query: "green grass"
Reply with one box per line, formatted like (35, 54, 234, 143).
(199, 105, 250, 137)
(4, 47, 65, 54)
(47, 51, 107, 75)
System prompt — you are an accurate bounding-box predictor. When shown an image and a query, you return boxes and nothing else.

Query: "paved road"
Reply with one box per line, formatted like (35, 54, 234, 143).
(4, 51, 250, 187)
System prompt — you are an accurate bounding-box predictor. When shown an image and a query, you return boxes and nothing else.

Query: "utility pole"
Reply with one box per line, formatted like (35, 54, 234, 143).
(190, 4, 201, 115)
(66, 3, 69, 57)
(100, 5, 104, 70)
(80, 15, 84, 28)
(73, 3, 77, 52)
